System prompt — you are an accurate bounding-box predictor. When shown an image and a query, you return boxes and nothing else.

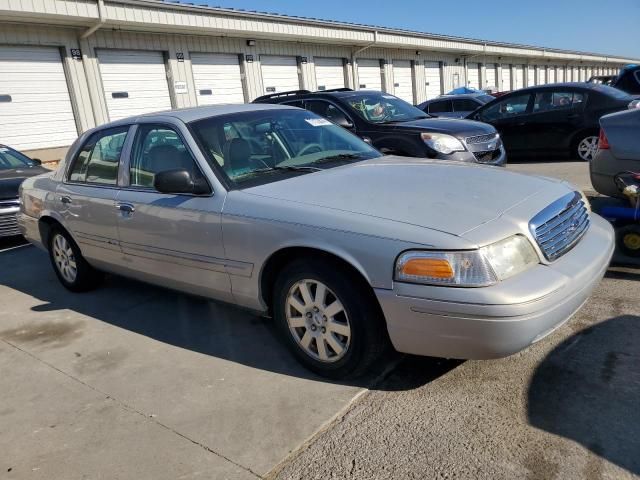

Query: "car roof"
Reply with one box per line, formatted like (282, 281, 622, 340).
(507, 82, 613, 93)
(98, 103, 296, 129)
(424, 93, 488, 102)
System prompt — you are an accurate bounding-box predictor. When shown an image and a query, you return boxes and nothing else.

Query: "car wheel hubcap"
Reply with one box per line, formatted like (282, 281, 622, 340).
(285, 279, 351, 363)
(577, 136, 599, 161)
(52, 234, 77, 283)
(623, 233, 640, 251)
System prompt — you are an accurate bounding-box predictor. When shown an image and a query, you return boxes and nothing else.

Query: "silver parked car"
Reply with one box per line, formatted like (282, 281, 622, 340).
(19, 104, 614, 378)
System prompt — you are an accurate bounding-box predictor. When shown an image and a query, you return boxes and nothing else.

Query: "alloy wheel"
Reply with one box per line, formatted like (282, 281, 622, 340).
(52, 233, 77, 283)
(285, 279, 351, 363)
(577, 135, 599, 161)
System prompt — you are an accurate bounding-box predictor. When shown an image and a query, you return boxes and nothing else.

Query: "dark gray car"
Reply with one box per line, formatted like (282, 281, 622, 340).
(417, 93, 495, 119)
(590, 109, 640, 198)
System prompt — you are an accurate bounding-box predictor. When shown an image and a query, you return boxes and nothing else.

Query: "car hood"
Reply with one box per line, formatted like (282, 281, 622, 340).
(385, 117, 496, 137)
(0, 166, 49, 200)
(241, 156, 563, 237)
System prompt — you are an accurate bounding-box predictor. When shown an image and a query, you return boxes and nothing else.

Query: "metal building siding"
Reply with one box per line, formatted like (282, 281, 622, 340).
(443, 63, 464, 93)
(190, 52, 245, 105)
(392, 60, 414, 102)
(97, 49, 173, 121)
(314, 57, 346, 91)
(423, 61, 441, 99)
(0, 45, 78, 150)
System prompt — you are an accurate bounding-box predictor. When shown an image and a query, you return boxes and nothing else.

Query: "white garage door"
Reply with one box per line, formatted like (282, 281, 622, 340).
(548, 67, 556, 84)
(501, 64, 512, 90)
(191, 53, 244, 105)
(260, 55, 300, 94)
(514, 65, 525, 89)
(537, 66, 547, 84)
(98, 50, 172, 122)
(392, 60, 414, 102)
(315, 57, 345, 91)
(557, 66, 565, 82)
(527, 65, 536, 86)
(485, 64, 497, 91)
(357, 59, 383, 91)
(0, 46, 77, 151)
(424, 61, 441, 99)
(467, 63, 480, 89)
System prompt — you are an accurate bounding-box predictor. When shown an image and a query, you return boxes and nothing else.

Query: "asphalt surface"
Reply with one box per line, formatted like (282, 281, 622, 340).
(2, 160, 639, 480)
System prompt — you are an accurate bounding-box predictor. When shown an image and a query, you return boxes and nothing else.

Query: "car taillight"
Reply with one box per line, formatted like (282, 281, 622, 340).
(598, 129, 610, 149)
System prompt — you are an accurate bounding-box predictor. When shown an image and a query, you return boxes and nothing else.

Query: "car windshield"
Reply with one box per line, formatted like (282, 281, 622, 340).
(342, 92, 429, 123)
(0, 146, 37, 169)
(190, 109, 382, 187)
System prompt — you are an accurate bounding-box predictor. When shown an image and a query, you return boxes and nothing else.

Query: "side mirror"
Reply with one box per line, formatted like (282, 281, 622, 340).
(154, 169, 210, 195)
(31, 158, 42, 165)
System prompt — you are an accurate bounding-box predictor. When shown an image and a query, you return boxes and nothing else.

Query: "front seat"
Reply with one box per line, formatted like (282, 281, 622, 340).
(223, 138, 252, 172)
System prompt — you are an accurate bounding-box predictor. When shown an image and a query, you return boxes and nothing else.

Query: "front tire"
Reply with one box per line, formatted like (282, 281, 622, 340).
(48, 226, 103, 292)
(273, 258, 388, 379)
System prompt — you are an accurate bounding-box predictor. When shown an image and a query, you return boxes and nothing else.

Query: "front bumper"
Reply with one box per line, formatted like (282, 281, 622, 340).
(0, 198, 21, 237)
(375, 214, 614, 359)
(436, 145, 507, 167)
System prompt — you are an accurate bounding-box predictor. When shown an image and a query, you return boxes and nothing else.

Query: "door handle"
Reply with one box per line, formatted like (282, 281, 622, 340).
(116, 202, 135, 214)
(60, 195, 72, 205)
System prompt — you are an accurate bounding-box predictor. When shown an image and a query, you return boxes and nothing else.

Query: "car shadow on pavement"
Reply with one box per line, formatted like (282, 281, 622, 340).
(527, 314, 640, 475)
(0, 245, 459, 391)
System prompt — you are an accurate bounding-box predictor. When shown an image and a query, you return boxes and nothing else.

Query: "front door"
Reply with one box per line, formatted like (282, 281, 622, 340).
(56, 125, 131, 267)
(115, 123, 233, 302)
(477, 93, 533, 154)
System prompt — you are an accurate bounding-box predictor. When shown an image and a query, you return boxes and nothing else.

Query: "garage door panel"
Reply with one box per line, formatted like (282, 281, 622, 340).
(190, 53, 245, 105)
(0, 45, 77, 151)
(467, 63, 480, 90)
(315, 57, 345, 90)
(485, 64, 497, 90)
(98, 49, 172, 121)
(357, 59, 382, 90)
(424, 61, 441, 99)
(514, 65, 524, 89)
(501, 65, 512, 90)
(260, 55, 300, 93)
(393, 60, 414, 102)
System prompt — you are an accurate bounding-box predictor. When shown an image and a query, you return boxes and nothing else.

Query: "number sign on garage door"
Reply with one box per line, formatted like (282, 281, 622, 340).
(357, 59, 383, 91)
(260, 55, 300, 94)
(467, 63, 480, 90)
(98, 49, 172, 122)
(392, 60, 414, 102)
(315, 57, 345, 91)
(191, 53, 245, 105)
(424, 61, 441, 99)
(485, 64, 497, 90)
(0, 46, 78, 151)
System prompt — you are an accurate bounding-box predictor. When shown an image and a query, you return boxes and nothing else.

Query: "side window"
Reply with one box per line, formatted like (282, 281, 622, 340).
(129, 125, 201, 189)
(428, 100, 452, 114)
(68, 127, 128, 185)
(533, 91, 584, 113)
(305, 100, 331, 117)
(305, 100, 351, 126)
(452, 99, 481, 111)
(480, 94, 531, 121)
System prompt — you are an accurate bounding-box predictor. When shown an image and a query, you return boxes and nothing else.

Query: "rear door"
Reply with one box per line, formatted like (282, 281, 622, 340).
(56, 126, 131, 266)
(525, 89, 587, 152)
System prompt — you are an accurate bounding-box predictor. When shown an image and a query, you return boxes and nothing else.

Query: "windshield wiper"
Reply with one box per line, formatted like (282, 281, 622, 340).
(270, 165, 323, 172)
(308, 153, 364, 165)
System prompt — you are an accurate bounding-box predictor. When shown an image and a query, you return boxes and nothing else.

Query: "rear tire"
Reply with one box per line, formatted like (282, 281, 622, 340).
(48, 226, 103, 292)
(273, 258, 388, 379)
(572, 132, 599, 162)
(618, 224, 640, 258)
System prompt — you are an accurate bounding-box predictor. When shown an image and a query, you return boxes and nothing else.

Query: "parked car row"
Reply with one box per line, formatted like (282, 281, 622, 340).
(16, 103, 614, 379)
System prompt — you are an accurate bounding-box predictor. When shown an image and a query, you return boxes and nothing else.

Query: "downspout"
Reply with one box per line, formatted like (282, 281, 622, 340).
(81, 0, 106, 39)
(351, 30, 378, 88)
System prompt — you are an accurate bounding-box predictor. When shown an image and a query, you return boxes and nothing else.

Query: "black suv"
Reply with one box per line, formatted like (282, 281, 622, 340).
(253, 89, 506, 166)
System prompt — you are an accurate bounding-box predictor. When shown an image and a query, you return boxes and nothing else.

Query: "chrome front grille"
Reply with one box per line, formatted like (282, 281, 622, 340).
(0, 198, 21, 237)
(529, 192, 590, 261)
(473, 149, 501, 163)
(465, 133, 498, 145)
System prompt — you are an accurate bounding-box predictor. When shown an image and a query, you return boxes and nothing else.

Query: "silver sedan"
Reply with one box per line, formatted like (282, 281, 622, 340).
(19, 104, 614, 378)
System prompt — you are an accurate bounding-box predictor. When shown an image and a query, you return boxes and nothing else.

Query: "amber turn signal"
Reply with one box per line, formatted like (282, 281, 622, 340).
(400, 258, 454, 279)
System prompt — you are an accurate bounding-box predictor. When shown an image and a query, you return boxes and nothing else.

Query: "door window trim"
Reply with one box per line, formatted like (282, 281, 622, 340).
(120, 122, 213, 197)
(64, 125, 133, 188)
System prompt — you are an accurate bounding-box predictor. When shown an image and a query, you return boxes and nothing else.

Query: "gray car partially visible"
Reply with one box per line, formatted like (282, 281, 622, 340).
(590, 108, 640, 198)
(19, 104, 614, 379)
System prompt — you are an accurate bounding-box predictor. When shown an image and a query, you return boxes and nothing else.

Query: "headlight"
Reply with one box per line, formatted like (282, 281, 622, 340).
(395, 235, 539, 287)
(420, 132, 465, 155)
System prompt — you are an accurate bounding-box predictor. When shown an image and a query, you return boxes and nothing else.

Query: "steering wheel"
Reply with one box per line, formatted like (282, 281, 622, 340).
(297, 143, 324, 156)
